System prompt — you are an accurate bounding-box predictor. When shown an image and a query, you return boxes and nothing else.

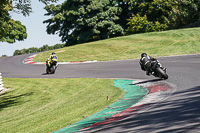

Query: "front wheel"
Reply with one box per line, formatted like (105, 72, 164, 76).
(50, 65, 56, 74)
(156, 67, 168, 79)
(46, 67, 49, 74)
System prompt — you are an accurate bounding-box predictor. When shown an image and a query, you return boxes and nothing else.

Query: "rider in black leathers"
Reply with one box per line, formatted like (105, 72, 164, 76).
(139, 53, 165, 76)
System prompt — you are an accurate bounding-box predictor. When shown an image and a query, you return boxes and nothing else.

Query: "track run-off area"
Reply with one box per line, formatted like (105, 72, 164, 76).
(0, 54, 200, 132)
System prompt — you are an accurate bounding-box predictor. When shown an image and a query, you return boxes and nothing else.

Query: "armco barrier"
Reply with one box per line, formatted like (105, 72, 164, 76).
(0, 73, 4, 91)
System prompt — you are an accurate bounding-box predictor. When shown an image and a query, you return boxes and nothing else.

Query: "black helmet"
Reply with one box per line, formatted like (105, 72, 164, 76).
(52, 52, 55, 55)
(141, 53, 147, 58)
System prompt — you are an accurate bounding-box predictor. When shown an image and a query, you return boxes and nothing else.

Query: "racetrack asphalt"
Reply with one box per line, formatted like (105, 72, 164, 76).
(0, 53, 200, 133)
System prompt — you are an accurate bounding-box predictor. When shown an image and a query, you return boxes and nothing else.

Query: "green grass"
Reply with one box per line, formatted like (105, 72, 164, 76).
(34, 28, 200, 62)
(0, 78, 124, 133)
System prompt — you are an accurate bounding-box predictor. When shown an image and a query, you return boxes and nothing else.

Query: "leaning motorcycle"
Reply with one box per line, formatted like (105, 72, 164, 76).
(149, 60, 168, 79)
(46, 60, 58, 74)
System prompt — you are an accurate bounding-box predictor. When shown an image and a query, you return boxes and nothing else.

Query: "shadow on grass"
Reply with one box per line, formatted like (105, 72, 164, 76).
(85, 86, 200, 133)
(0, 91, 34, 111)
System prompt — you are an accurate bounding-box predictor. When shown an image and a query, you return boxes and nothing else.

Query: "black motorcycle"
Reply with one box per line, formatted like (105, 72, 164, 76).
(149, 60, 168, 79)
(46, 61, 58, 74)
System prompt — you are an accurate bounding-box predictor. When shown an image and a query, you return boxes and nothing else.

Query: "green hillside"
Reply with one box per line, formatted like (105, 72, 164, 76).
(34, 28, 200, 62)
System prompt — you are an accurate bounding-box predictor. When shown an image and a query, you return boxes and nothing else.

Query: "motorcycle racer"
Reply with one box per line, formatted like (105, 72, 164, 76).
(46, 52, 58, 69)
(139, 53, 165, 76)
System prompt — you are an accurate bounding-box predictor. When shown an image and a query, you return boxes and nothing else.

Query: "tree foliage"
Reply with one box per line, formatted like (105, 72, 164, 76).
(167, 0, 200, 28)
(13, 43, 64, 56)
(44, 0, 124, 45)
(43, 0, 200, 45)
(0, 0, 58, 43)
(126, 0, 200, 34)
(126, 14, 167, 35)
(1, 19, 27, 43)
(0, 0, 13, 41)
(1, 55, 7, 57)
(2, 0, 200, 45)
(11, 0, 59, 16)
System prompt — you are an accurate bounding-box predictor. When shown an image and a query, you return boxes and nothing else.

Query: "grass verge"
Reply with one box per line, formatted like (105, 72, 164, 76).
(0, 78, 124, 133)
(34, 28, 200, 62)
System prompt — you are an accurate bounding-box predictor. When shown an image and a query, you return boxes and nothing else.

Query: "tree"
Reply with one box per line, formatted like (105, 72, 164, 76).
(132, 0, 200, 29)
(126, 14, 167, 35)
(12, 0, 59, 16)
(1, 19, 27, 43)
(0, 0, 13, 41)
(116, 0, 143, 29)
(53, 43, 64, 49)
(137, 0, 171, 23)
(44, 0, 124, 45)
(43, 0, 200, 45)
(167, 0, 200, 28)
(126, 0, 200, 34)
(0, 0, 58, 43)
(1, 55, 7, 57)
(13, 50, 21, 56)
(0, 1, 28, 43)
(13, 43, 64, 55)
(41, 44, 49, 51)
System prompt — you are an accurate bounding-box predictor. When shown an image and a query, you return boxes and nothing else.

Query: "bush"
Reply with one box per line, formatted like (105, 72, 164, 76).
(13, 44, 65, 56)
(125, 14, 167, 35)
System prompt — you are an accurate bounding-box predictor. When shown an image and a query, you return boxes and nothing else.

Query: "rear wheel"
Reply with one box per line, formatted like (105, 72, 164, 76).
(156, 67, 168, 79)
